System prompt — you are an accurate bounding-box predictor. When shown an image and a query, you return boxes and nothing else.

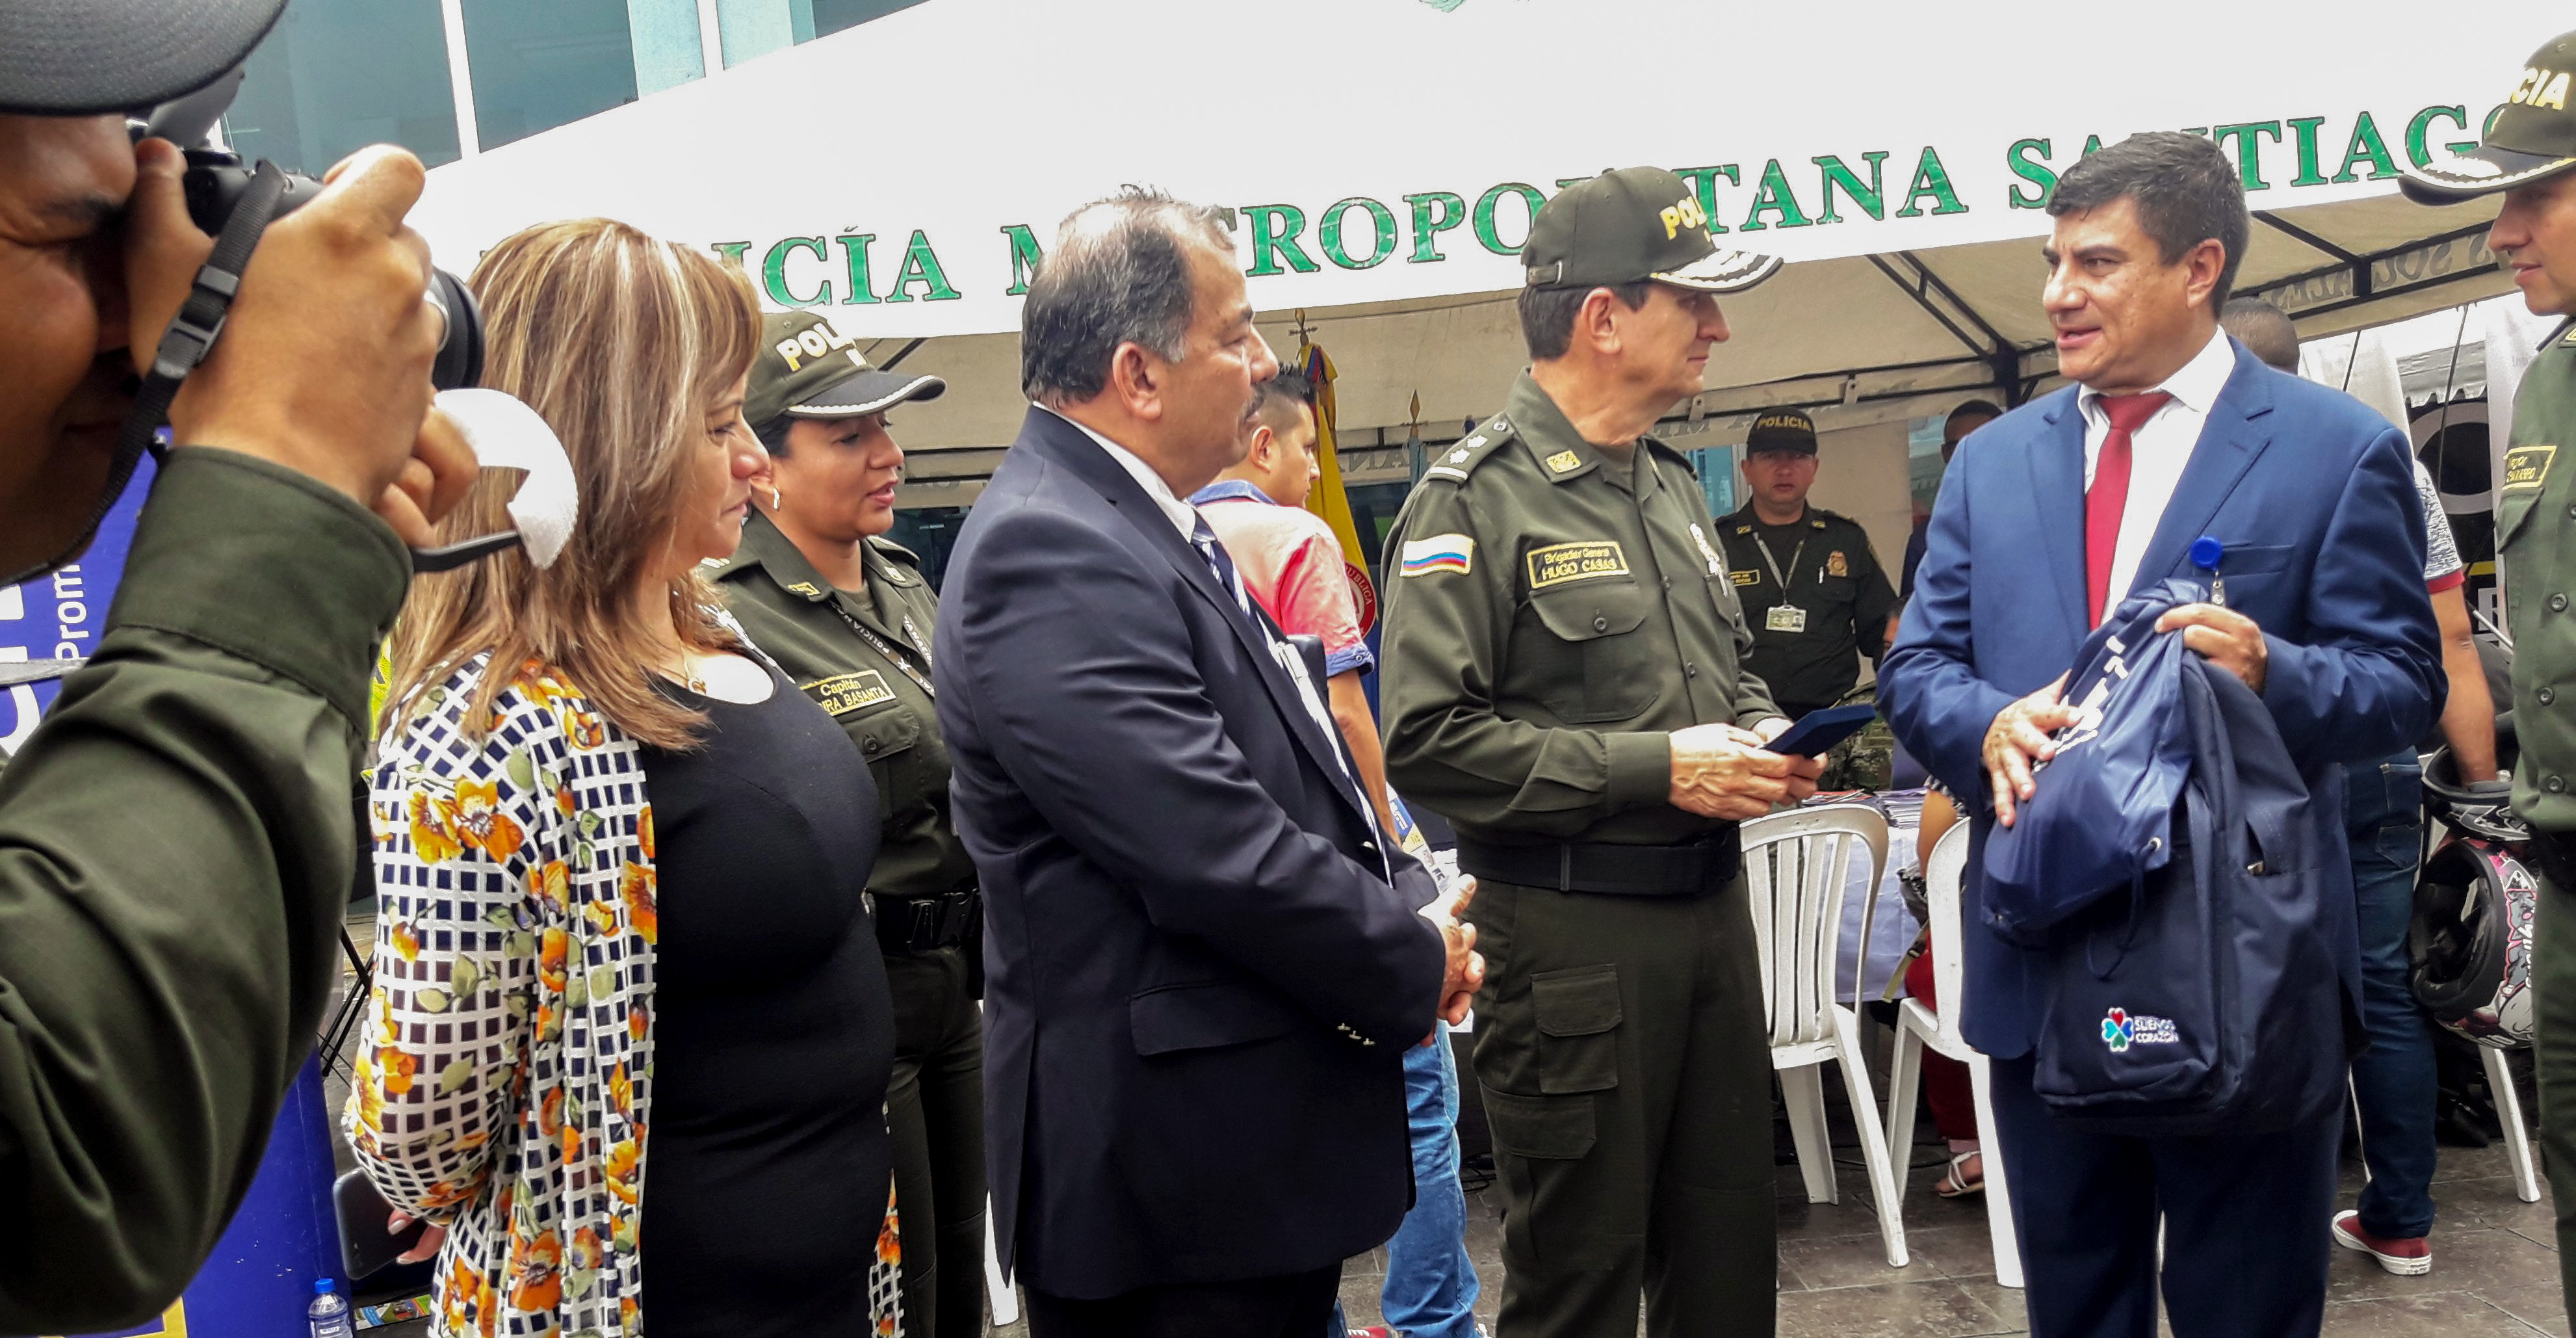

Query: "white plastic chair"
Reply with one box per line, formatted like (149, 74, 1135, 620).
(983, 1198, 1019, 1324)
(1743, 804, 1910, 1268)
(1885, 822, 2023, 1287)
(2486, 1045, 2545, 1203)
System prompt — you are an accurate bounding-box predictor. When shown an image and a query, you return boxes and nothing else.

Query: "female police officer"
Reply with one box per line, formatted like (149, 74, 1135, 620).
(714, 311, 984, 1335)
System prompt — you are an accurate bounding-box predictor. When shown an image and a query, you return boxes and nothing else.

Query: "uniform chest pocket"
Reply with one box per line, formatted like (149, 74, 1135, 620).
(1524, 579, 1659, 722)
(841, 698, 922, 821)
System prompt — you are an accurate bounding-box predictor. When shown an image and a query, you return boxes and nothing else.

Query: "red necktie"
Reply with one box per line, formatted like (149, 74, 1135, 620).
(2085, 391, 2173, 626)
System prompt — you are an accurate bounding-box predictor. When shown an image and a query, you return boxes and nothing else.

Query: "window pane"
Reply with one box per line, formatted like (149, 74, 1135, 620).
(463, 0, 640, 151)
(810, 0, 930, 40)
(226, 0, 462, 174)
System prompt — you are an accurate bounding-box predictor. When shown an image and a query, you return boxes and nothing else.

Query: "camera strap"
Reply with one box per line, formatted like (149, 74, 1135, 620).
(127, 159, 290, 462)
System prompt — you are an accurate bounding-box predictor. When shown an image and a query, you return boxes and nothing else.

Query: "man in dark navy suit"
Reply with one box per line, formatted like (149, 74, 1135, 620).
(932, 188, 1477, 1338)
(1880, 133, 2442, 1337)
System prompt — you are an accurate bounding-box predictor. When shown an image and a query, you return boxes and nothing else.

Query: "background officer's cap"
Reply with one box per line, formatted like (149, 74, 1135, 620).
(2401, 29, 2576, 201)
(1745, 409, 1819, 455)
(1, 0, 285, 114)
(1523, 166, 1782, 294)
(748, 310, 947, 432)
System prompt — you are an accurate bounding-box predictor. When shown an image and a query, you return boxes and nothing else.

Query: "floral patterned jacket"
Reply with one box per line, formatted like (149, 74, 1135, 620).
(346, 655, 900, 1337)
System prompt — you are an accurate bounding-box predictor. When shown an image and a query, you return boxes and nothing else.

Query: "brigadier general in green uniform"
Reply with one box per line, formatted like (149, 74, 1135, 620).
(2402, 25, 2576, 1311)
(1379, 166, 1824, 1337)
(711, 311, 987, 1338)
(1717, 408, 1898, 721)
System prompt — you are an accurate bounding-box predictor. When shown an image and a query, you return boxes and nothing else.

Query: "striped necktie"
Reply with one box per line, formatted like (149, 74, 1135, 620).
(1191, 516, 1256, 623)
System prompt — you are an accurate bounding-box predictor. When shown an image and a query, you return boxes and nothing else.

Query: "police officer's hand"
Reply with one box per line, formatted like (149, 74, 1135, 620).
(126, 139, 448, 525)
(1422, 877, 1483, 1036)
(2155, 603, 2268, 693)
(1983, 673, 2081, 828)
(1668, 722, 1796, 820)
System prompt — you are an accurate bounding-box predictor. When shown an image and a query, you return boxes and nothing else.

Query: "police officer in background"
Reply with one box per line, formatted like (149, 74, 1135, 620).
(712, 312, 986, 1337)
(2400, 24, 2576, 1308)
(1718, 408, 1897, 722)
(1379, 166, 1823, 1337)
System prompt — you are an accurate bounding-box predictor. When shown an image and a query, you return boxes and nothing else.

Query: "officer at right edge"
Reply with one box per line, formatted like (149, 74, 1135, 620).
(2400, 23, 2576, 1311)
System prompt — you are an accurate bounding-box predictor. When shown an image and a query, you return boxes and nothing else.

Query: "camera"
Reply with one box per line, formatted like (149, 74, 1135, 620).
(140, 68, 484, 392)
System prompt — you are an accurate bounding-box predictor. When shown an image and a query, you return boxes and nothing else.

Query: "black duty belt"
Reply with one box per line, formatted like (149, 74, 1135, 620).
(1455, 831, 1740, 897)
(873, 887, 981, 955)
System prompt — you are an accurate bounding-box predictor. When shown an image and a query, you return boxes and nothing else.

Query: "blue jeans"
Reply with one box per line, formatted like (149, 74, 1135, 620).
(1334, 1024, 1481, 1337)
(2345, 750, 2437, 1239)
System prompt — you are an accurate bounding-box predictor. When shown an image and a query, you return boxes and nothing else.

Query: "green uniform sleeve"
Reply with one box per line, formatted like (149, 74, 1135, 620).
(0, 449, 406, 1333)
(1380, 484, 1672, 839)
(1853, 534, 1897, 661)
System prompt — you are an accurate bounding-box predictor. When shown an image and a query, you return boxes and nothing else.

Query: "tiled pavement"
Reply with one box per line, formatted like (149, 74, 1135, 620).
(361, 1127, 2562, 1337)
(980, 1139, 2568, 1338)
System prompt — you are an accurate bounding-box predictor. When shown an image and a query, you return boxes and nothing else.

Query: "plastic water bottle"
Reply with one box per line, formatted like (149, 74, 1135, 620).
(308, 1278, 356, 1338)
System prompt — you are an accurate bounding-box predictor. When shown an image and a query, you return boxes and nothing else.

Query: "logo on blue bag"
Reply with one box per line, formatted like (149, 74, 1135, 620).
(2101, 1007, 2179, 1053)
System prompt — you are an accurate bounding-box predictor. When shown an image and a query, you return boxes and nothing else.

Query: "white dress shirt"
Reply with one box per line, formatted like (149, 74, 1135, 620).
(2078, 328, 2238, 620)
(1037, 404, 1200, 540)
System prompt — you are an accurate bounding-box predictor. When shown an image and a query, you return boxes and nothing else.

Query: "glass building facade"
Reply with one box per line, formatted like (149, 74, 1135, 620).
(223, 0, 927, 172)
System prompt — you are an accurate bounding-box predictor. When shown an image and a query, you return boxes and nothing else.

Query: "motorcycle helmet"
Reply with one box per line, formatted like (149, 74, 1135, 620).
(2410, 835, 2540, 1048)
(2425, 711, 2528, 844)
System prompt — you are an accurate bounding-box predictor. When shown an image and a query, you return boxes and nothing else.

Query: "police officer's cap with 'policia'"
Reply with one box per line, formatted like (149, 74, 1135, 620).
(2399, 28, 2576, 202)
(1522, 166, 1782, 294)
(747, 310, 948, 432)
(1745, 409, 1819, 456)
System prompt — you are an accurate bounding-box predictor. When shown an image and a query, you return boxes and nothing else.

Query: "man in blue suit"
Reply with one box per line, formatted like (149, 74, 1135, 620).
(1880, 133, 2442, 1337)
(933, 187, 1477, 1338)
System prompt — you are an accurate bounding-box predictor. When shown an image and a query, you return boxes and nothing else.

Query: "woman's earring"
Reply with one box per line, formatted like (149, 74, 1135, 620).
(769, 486, 783, 508)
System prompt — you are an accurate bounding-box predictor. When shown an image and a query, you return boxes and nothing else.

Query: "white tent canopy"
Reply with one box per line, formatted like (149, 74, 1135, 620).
(413, 0, 2560, 501)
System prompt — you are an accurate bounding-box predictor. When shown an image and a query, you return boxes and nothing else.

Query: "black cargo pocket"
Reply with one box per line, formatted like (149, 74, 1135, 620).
(1531, 964, 1622, 1094)
(1483, 1088, 1597, 1161)
(845, 703, 921, 823)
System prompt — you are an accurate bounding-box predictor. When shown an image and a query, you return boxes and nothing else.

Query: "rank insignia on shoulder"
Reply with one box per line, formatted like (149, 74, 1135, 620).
(1827, 551, 1848, 577)
(1544, 449, 1582, 473)
(1730, 569, 1760, 586)
(2504, 443, 2558, 492)
(1733, 523, 1752, 535)
(1399, 533, 1475, 577)
(785, 581, 823, 597)
(1810, 518, 1828, 529)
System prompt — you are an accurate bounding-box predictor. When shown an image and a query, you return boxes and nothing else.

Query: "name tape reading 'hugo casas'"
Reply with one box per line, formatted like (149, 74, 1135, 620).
(1525, 541, 1630, 590)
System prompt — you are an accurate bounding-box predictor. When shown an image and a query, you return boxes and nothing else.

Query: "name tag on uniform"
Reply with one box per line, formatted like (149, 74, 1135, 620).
(1766, 605, 1809, 633)
(2504, 444, 2557, 492)
(1526, 541, 1630, 590)
(805, 670, 897, 716)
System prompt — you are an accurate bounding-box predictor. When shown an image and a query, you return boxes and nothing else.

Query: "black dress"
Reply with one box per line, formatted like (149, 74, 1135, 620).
(637, 669, 895, 1338)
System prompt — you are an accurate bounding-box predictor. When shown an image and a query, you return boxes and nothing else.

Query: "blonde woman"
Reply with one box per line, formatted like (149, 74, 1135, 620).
(346, 218, 903, 1338)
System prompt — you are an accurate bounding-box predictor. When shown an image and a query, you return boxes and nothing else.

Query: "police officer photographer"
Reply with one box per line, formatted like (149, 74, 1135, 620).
(712, 311, 987, 1337)
(0, 0, 472, 1328)
(2400, 23, 2576, 1309)
(1379, 166, 1821, 1337)
(1718, 408, 1899, 721)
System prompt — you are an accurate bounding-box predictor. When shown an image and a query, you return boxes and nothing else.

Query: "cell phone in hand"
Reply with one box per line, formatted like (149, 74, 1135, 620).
(1763, 703, 1878, 758)
(334, 1169, 428, 1280)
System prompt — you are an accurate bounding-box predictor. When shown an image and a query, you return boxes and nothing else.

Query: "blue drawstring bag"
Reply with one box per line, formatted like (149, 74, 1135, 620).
(1981, 580, 2201, 947)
